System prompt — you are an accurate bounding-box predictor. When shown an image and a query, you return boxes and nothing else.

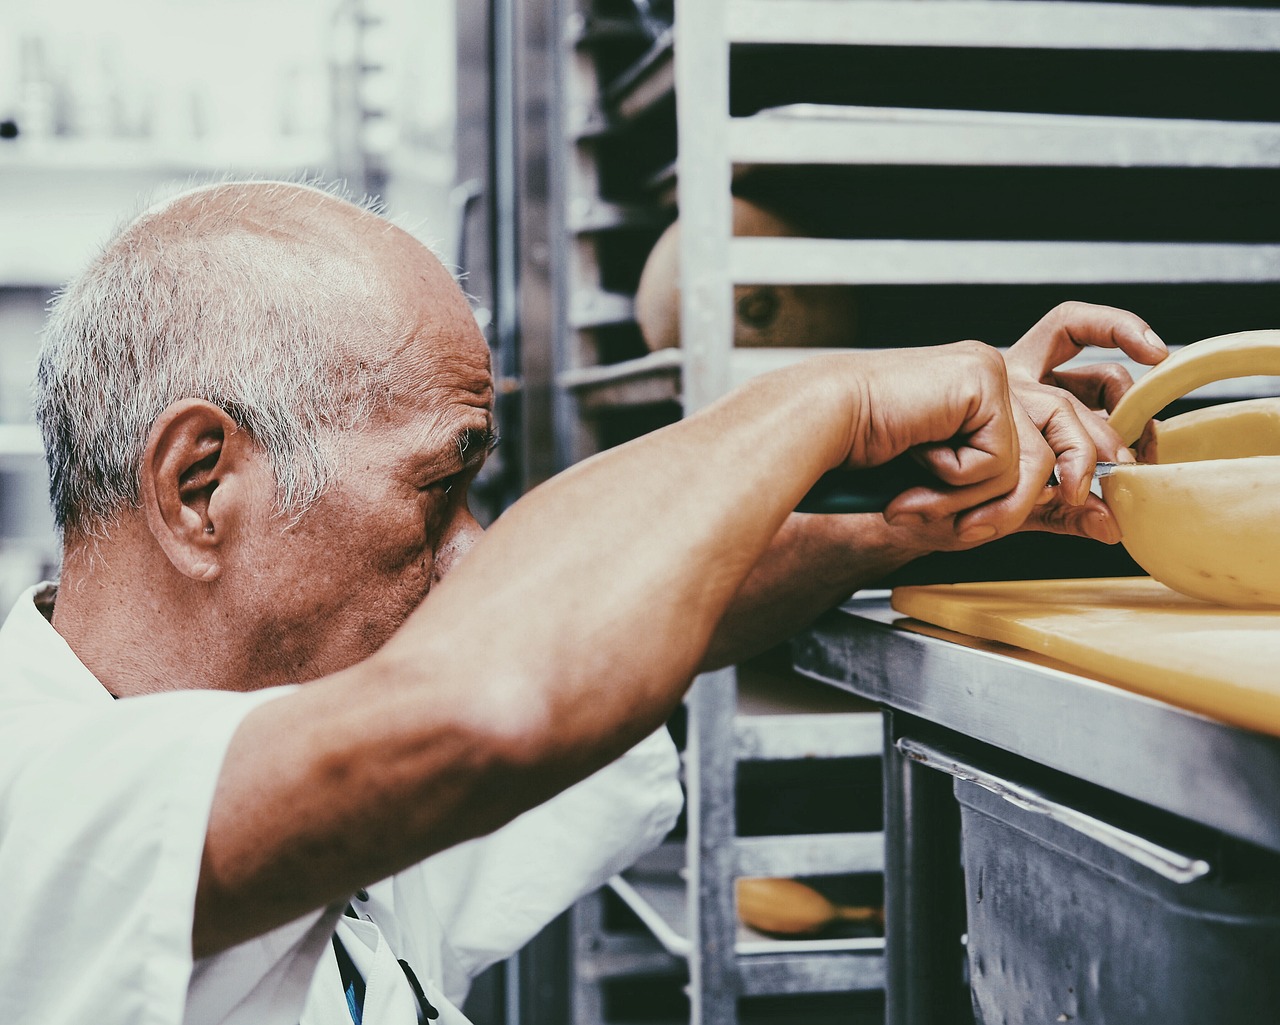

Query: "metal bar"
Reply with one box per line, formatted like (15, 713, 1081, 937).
(898, 737, 1211, 883)
(686, 667, 742, 1024)
(603, 27, 673, 106)
(551, 0, 603, 471)
(676, 0, 734, 414)
(567, 290, 635, 329)
(726, 0, 1280, 50)
(734, 711, 883, 761)
(558, 347, 683, 388)
(569, 897, 604, 1025)
(730, 238, 1280, 286)
(884, 713, 973, 1025)
(734, 832, 885, 878)
(574, 929, 686, 981)
(608, 873, 692, 958)
(566, 197, 661, 233)
(729, 108, 1280, 168)
(737, 953, 885, 996)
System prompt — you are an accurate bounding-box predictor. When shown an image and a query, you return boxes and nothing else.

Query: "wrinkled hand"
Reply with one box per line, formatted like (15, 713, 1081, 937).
(867, 301, 1167, 554)
(836, 341, 1049, 546)
(1004, 301, 1166, 544)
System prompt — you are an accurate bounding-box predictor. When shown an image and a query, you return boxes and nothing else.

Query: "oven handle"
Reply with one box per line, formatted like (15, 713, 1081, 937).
(897, 737, 1211, 884)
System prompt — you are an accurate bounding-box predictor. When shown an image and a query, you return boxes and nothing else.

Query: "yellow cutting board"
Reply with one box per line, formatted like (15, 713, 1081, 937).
(891, 577, 1280, 738)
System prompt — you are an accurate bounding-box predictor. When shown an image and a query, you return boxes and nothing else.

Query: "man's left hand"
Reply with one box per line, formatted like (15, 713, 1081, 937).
(1002, 300, 1166, 545)
(891, 300, 1166, 552)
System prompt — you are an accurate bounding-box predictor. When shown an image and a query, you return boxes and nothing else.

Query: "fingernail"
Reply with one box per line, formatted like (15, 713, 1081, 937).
(1143, 328, 1168, 353)
(1086, 509, 1121, 545)
(1115, 447, 1137, 464)
(958, 523, 998, 543)
(885, 512, 925, 527)
(1074, 478, 1092, 506)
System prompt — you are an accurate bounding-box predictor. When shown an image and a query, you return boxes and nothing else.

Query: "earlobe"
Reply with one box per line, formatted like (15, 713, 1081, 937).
(141, 399, 247, 582)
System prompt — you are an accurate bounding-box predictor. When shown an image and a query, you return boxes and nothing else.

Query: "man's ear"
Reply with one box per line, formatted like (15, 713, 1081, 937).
(139, 399, 258, 582)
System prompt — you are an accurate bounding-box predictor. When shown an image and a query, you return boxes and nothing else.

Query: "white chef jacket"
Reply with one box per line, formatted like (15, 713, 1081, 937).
(0, 584, 683, 1025)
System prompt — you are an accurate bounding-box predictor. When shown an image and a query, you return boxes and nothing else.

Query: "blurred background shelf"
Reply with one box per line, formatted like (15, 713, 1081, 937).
(0, 424, 42, 465)
(0, 0, 460, 630)
(559, 345, 1280, 413)
(610, 845, 885, 960)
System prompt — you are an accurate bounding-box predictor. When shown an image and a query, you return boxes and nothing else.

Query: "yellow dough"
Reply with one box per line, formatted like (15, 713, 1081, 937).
(1099, 330, 1280, 607)
(1101, 457, 1280, 607)
(1108, 329, 1280, 445)
(1150, 396, 1280, 463)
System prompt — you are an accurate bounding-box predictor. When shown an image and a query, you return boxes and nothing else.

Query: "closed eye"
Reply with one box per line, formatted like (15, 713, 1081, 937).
(416, 426, 499, 495)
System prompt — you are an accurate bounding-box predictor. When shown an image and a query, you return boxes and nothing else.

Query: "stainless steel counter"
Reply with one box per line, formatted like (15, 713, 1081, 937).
(791, 593, 1280, 1025)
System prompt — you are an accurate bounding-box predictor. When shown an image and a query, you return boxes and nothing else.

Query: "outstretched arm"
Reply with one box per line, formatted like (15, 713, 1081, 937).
(196, 341, 1040, 956)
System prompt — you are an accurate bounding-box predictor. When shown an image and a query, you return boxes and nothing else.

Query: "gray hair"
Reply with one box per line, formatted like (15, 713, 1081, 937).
(36, 180, 400, 540)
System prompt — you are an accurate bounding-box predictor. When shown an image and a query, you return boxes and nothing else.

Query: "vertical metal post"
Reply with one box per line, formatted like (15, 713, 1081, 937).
(515, 913, 573, 1025)
(676, 4, 737, 1019)
(674, 0, 733, 414)
(686, 667, 741, 1025)
(551, 0, 609, 470)
(569, 895, 607, 1025)
(882, 712, 973, 1025)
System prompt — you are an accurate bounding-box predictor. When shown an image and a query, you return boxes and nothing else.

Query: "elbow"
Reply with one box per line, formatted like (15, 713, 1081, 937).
(453, 671, 558, 773)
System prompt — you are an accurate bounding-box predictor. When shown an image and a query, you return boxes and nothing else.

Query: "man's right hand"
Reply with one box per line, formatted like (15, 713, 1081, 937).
(817, 341, 1053, 546)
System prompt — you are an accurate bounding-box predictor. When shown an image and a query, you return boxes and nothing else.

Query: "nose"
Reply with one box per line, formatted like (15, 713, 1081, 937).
(432, 501, 485, 584)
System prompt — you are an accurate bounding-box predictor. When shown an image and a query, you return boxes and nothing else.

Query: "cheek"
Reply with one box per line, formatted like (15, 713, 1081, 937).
(362, 498, 445, 589)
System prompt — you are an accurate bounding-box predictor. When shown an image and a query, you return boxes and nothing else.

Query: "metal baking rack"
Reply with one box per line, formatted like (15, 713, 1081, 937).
(538, 1, 1280, 1022)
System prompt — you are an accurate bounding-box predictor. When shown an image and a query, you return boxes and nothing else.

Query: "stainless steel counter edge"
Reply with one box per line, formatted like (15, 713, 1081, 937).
(791, 595, 1280, 855)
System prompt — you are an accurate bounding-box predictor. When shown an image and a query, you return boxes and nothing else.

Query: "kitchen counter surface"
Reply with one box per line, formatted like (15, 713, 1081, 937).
(792, 591, 1280, 1025)
(792, 590, 1280, 854)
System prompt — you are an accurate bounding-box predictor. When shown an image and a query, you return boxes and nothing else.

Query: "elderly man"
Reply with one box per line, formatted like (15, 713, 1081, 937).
(0, 180, 1164, 1025)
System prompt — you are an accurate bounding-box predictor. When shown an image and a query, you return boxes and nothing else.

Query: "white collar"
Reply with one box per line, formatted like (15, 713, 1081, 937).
(0, 583, 114, 706)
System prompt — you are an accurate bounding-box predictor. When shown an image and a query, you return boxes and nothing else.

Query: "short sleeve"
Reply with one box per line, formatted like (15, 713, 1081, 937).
(418, 726, 684, 1001)
(0, 686, 299, 1025)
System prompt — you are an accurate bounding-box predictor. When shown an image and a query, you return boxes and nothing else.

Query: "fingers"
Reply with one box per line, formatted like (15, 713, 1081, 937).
(1049, 363, 1134, 413)
(1017, 386, 1132, 501)
(953, 405, 1057, 541)
(1017, 493, 1122, 546)
(884, 403, 1053, 543)
(1007, 300, 1167, 375)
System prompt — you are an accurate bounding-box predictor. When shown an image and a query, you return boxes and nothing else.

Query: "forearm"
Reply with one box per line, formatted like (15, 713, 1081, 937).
(702, 512, 934, 669)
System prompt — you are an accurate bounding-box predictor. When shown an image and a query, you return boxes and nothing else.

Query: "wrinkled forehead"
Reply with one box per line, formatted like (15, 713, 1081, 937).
(383, 265, 494, 407)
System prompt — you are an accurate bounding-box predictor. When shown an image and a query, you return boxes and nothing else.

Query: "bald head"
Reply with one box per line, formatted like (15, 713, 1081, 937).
(36, 180, 472, 541)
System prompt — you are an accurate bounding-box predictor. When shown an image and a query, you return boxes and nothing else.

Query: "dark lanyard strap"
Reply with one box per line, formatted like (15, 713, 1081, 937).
(332, 929, 367, 1024)
(333, 904, 440, 1023)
